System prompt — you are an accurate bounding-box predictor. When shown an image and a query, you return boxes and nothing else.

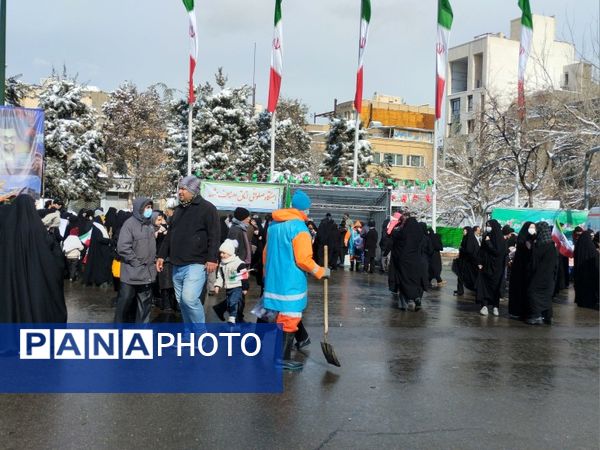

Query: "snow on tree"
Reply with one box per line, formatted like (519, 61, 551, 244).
(4, 75, 28, 107)
(102, 82, 178, 198)
(439, 128, 514, 226)
(169, 69, 260, 178)
(319, 117, 372, 178)
(38, 71, 107, 202)
(239, 98, 313, 179)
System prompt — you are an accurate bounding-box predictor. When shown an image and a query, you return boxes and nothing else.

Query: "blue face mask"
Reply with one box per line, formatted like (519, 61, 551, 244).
(143, 209, 153, 219)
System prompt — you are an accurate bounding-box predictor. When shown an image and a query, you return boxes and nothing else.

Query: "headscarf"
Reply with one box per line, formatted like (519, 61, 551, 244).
(535, 221, 552, 245)
(386, 212, 402, 235)
(516, 221, 534, 245)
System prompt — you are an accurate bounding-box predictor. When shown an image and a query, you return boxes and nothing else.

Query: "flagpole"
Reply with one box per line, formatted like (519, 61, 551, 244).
(353, 111, 359, 183)
(270, 111, 276, 181)
(187, 105, 193, 176)
(432, 121, 440, 231)
(514, 126, 520, 207)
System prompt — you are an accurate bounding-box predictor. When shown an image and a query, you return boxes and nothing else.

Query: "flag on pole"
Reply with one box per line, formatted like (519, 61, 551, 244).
(79, 229, 92, 247)
(517, 0, 533, 118)
(182, 0, 198, 104)
(435, 0, 453, 120)
(551, 219, 574, 258)
(353, 0, 371, 114)
(267, 0, 283, 113)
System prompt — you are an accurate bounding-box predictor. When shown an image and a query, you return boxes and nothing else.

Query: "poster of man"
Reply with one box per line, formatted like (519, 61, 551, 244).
(0, 106, 45, 198)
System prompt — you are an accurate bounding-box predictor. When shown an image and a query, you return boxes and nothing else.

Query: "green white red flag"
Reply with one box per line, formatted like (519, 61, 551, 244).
(435, 0, 453, 120)
(182, 0, 198, 104)
(267, 0, 283, 113)
(79, 229, 92, 246)
(518, 0, 533, 118)
(353, 0, 371, 114)
(551, 219, 574, 258)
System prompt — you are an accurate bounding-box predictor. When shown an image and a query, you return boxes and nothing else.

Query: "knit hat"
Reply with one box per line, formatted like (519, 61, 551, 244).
(234, 207, 250, 221)
(219, 238, 238, 257)
(178, 176, 201, 196)
(292, 190, 311, 211)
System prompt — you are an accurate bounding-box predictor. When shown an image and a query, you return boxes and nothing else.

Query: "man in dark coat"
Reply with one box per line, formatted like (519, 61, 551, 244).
(390, 217, 427, 311)
(525, 222, 558, 325)
(157, 176, 220, 324)
(0, 195, 66, 323)
(508, 222, 535, 319)
(363, 220, 378, 273)
(316, 213, 335, 267)
(476, 219, 506, 316)
(114, 197, 156, 323)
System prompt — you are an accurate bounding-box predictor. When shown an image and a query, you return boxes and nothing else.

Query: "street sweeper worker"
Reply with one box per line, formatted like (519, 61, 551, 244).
(263, 189, 330, 370)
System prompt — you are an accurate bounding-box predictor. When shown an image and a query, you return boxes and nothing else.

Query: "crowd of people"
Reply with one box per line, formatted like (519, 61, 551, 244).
(452, 220, 600, 323)
(0, 180, 598, 367)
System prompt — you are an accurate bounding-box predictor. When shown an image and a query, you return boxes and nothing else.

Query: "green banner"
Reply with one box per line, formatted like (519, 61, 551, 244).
(491, 208, 588, 231)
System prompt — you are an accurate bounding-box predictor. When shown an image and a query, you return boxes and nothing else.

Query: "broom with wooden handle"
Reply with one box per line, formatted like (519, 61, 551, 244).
(320, 245, 340, 367)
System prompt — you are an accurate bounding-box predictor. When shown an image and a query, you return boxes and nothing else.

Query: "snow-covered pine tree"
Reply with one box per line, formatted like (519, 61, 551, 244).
(169, 69, 259, 178)
(38, 71, 107, 202)
(4, 75, 28, 107)
(102, 82, 177, 197)
(319, 117, 372, 178)
(238, 98, 312, 178)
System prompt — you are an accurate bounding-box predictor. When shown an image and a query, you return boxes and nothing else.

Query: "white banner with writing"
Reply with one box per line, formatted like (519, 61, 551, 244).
(201, 181, 284, 212)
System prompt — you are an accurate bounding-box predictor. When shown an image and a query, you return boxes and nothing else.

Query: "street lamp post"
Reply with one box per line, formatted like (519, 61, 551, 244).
(0, 0, 6, 106)
(584, 146, 600, 210)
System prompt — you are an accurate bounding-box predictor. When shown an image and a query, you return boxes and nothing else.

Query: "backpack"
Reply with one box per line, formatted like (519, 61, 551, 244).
(353, 234, 364, 250)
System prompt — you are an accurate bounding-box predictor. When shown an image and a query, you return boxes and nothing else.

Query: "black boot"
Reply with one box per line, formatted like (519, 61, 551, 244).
(280, 332, 303, 371)
(355, 262, 361, 272)
(414, 298, 422, 311)
(350, 261, 355, 271)
(212, 300, 227, 322)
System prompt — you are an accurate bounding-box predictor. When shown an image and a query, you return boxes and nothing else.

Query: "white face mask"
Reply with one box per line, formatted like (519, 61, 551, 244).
(528, 228, 536, 235)
(485, 226, 492, 233)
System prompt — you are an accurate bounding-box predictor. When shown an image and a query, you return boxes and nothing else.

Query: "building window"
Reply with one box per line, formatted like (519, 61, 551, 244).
(564, 72, 569, 87)
(450, 98, 461, 120)
(467, 95, 473, 112)
(373, 152, 381, 164)
(467, 119, 475, 134)
(408, 155, 424, 167)
(384, 154, 394, 166)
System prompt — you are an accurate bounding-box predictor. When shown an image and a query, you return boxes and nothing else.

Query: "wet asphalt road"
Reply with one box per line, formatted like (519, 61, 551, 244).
(1, 264, 598, 449)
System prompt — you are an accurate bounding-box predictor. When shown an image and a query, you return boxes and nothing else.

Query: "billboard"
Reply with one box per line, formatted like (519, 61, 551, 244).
(0, 106, 45, 198)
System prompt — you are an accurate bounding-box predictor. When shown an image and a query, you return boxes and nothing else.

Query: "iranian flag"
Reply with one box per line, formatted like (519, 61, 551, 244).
(435, 0, 453, 120)
(354, 0, 371, 114)
(182, 0, 198, 104)
(79, 229, 92, 247)
(551, 219, 574, 258)
(518, 0, 533, 117)
(267, 0, 283, 113)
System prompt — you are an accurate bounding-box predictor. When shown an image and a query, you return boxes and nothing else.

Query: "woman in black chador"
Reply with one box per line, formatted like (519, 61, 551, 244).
(82, 216, 113, 287)
(508, 221, 535, 319)
(390, 217, 428, 311)
(574, 231, 599, 310)
(476, 219, 506, 316)
(526, 222, 558, 325)
(453, 226, 480, 296)
(426, 227, 445, 286)
(0, 194, 67, 322)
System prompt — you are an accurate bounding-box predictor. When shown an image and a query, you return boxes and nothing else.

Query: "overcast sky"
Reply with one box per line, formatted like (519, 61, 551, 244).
(6, 1, 599, 117)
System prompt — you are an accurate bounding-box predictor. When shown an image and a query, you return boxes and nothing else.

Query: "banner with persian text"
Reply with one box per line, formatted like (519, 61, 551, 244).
(200, 181, 284, 212)
(0, 106, 45, 198)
